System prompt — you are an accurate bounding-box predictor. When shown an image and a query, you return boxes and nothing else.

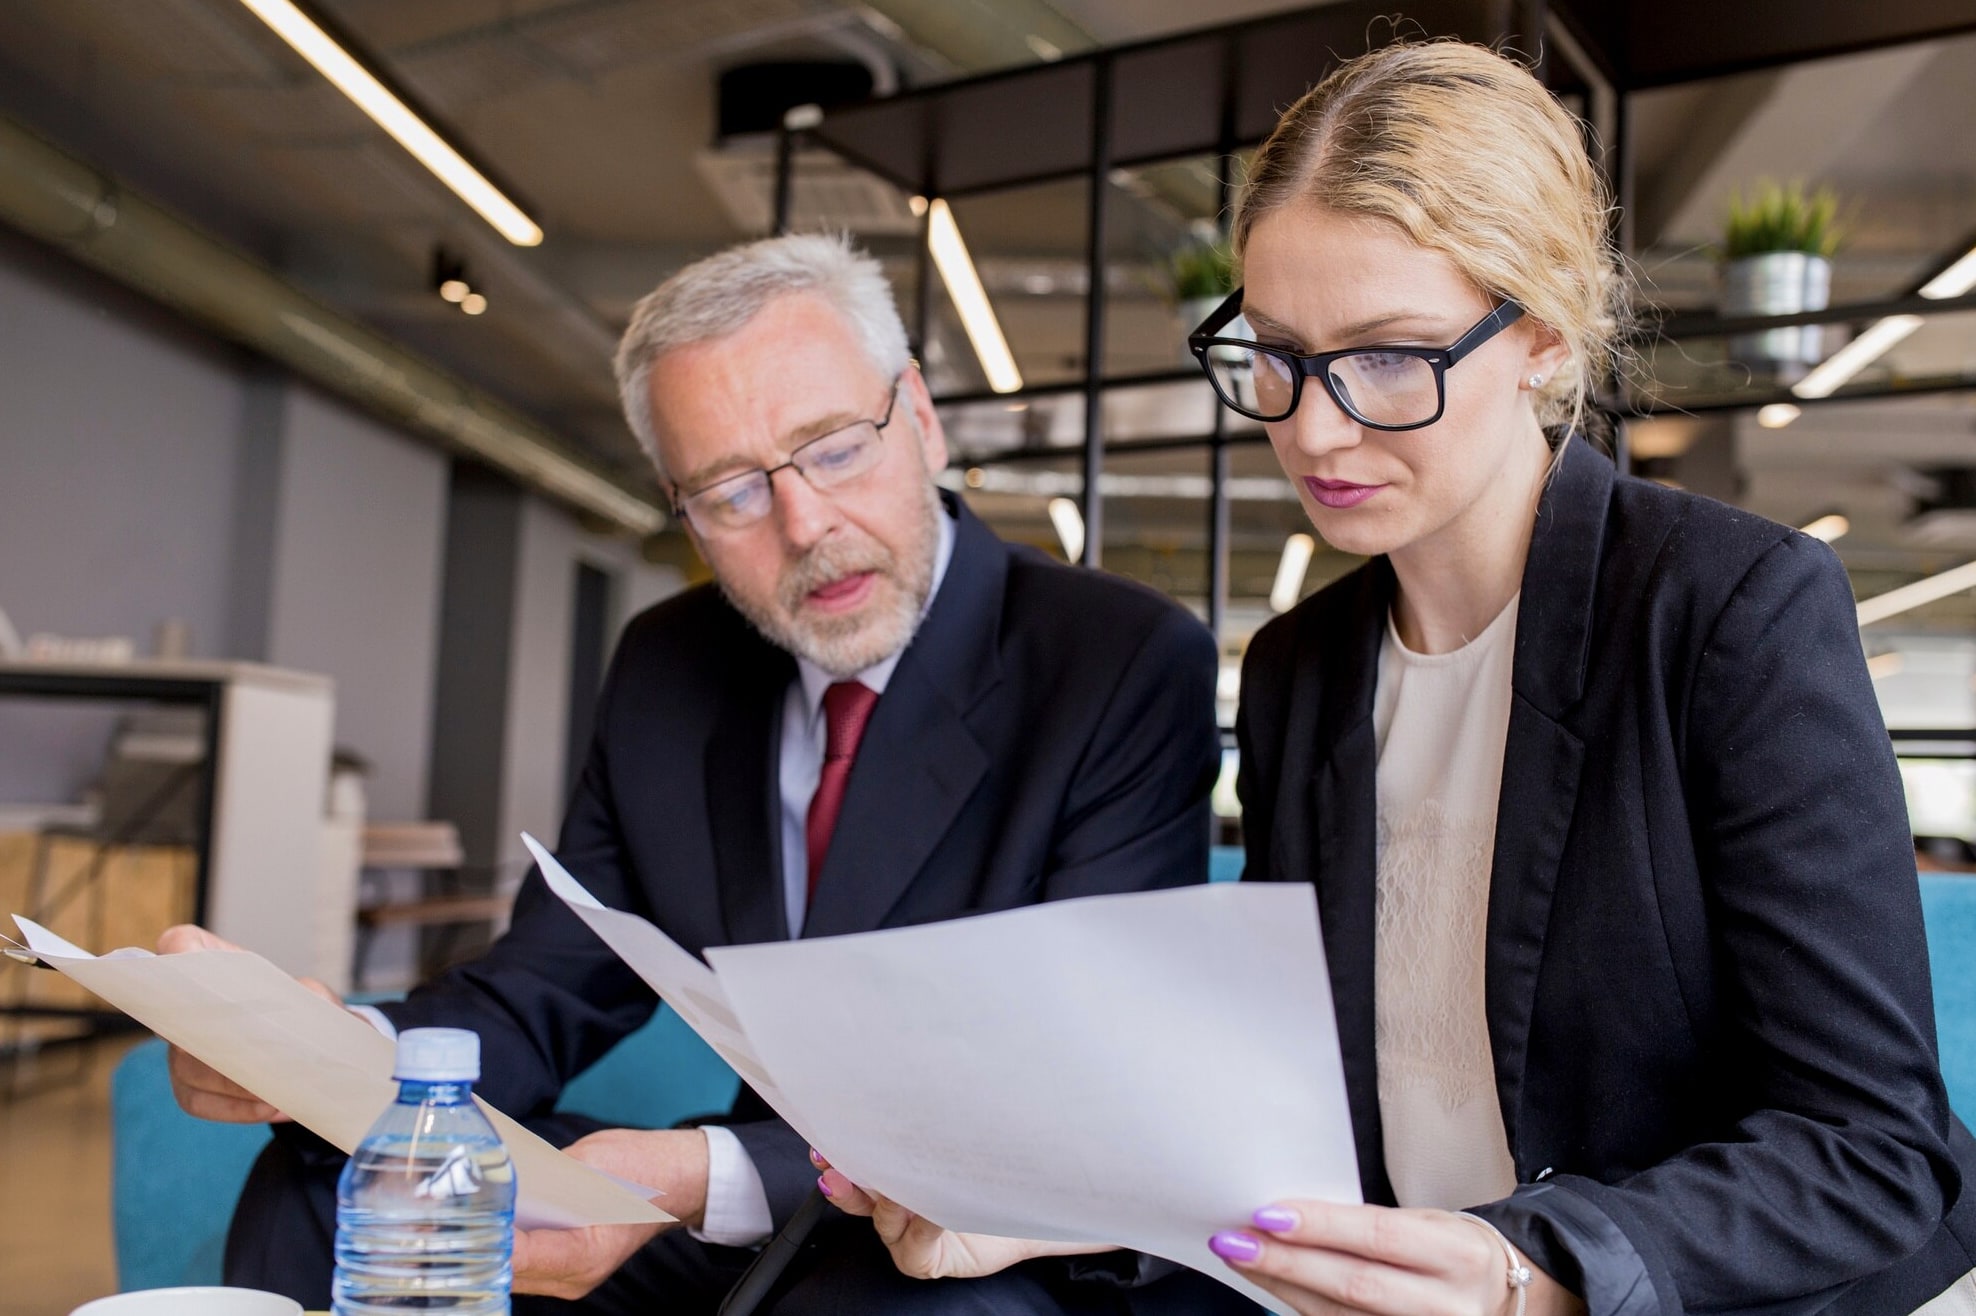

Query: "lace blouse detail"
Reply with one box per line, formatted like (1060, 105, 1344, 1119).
(1374, 797, 1497, 1114)
(1371, 597, 1520, 1210)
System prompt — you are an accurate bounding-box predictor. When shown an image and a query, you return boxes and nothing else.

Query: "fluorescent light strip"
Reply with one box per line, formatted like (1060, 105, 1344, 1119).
(1799, 513, 1849, 543)
(1756, 403, 1801, 429)
(1919, 247, 1976, 300)
(927, 199, 1023, 394)
(237, 0, 542, 246)
(1791, 315, 1923, 400)
(1856, 559, 1976, 627)
(1047, 497, 1085, 563)
(1269, 534, 1315, 614)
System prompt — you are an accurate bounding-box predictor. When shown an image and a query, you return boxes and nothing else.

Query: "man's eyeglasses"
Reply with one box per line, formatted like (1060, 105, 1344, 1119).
(1188, 289, 1525, 430)
(673, 375, 905, 532)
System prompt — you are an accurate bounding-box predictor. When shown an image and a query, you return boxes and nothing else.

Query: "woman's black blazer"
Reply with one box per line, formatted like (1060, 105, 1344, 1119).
(1237, 437, 1976, 1314)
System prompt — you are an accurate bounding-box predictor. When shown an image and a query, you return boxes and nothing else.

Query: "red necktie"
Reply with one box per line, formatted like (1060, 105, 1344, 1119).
(806, 680, 879, 900)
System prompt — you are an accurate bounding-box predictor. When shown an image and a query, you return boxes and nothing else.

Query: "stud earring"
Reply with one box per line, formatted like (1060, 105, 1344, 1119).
(1527, 373, 1545, 389)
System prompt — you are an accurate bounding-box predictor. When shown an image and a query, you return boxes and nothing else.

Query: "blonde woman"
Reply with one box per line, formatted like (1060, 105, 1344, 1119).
(818, 41, 1976, 1316)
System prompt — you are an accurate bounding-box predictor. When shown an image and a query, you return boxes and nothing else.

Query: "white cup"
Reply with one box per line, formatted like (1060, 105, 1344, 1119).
(69, 1288, 303, 1316)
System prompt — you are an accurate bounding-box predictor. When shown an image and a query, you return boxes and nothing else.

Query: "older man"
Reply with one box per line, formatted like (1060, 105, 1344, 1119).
(170, 234, 1236, 1314)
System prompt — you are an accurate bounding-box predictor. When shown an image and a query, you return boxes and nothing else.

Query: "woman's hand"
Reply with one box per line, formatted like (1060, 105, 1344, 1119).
(811, 1149, 1113, 1281)
(1208, 1200, 1585, 1316)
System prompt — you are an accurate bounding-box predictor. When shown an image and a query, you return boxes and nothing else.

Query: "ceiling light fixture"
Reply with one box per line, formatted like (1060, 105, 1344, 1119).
(460, 292, 488, 316)
(927, 198, 1023, 394)
(1856, 559, 1976, 627)
(1799, 513, 1850, 543)
(1756, 402, 1801, 429)
(438, 278, 469, 304)
(1047, 496, 1085, 564)
(1269, 534, 1315, 614)
(1792, 315, 1924, 400)
(237, 0, 543, 246)
(1919, 246, 1976, 300)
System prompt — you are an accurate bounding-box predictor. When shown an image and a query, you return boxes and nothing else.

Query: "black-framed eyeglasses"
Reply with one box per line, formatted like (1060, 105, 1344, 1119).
(672, 374, 905, 532)
(1188, 288, 1525, 429)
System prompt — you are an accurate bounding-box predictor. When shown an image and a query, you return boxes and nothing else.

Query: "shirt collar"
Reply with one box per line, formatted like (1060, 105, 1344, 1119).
(794, 503, 957, 722)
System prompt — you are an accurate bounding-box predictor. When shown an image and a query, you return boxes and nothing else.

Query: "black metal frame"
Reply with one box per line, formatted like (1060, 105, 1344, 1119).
(776, 1, 1976, 638)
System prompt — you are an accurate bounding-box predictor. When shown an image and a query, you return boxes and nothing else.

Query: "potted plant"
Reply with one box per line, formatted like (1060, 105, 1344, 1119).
(1170, 234, 1235, 361)
(1719, 180, 1843, 375)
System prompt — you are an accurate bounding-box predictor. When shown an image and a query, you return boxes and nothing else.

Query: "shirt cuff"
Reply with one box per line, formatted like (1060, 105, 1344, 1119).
(692, 1124, 775, 1247)
(348, 1004, 397, 1039)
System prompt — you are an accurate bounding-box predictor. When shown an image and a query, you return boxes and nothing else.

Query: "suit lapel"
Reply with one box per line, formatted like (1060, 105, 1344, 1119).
(801, 495, 1001, 939)
(1297, 559, 1396, 1204)
(708, 629, 795, 946)
(1484, 439, 1610, 1150)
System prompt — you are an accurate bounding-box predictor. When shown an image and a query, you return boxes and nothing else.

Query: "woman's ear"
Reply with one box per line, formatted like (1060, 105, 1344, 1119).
(1523, 320, 1572, 389)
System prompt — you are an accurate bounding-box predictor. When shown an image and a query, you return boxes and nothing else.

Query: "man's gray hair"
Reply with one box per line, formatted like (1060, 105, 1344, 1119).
(613, 232, 912, 482)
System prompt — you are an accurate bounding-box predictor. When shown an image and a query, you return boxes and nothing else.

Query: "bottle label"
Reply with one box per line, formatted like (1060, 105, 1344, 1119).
(415, 1146, 486, 1202)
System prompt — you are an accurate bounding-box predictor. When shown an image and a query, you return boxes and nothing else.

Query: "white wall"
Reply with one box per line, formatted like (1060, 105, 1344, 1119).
(0, 226, 454, 826)
(495, 494, 683, 889)
(0, 229, 683, 989)
(262, 386, 448, 821)
(0, 236, 249, 802)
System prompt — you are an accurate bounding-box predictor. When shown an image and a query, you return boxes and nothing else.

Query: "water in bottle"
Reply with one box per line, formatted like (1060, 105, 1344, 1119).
(333, 1026, 517, 1314)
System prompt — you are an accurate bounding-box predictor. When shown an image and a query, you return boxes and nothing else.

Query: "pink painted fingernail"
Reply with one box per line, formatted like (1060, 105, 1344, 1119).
(1251, 1206, 1298, 1232)
(817, 1174, 835, 1198)
(1209, 1231, 1261, 1263)
(810, 1147, 826, 1168)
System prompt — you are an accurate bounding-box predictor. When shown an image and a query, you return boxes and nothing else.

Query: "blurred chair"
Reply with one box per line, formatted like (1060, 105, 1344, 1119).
(118, 857, 1967, 1292)
(26, 709, 204, 953)
(1922, 873, 1976, 1123)
(110, 1002, 740, 1290)
(3, 712, 203, 1098)
(353, 822, 517, 990)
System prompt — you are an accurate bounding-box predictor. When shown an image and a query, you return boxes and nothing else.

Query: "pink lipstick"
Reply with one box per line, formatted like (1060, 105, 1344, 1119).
(1303, 477, 1384, 509)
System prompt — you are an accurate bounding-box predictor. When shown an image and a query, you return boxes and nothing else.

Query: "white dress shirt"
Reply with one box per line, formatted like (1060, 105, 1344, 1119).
(698, 504, 957, 1246)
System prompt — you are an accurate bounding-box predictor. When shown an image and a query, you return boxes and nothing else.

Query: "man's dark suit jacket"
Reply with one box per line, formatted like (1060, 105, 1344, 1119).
(1238, 438, 1976, 1314)
(388, 492, 1222, 1229)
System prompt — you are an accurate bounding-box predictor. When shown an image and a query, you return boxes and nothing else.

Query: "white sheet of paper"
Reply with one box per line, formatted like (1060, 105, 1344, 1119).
(704, 883, 1358, 1306)
(12, 916, 670, 1232)
(520, 834, 813, 1139)
(528, 829, 1357, 1307)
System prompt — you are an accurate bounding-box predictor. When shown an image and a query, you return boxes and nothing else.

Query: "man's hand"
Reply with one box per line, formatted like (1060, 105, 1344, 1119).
(156, 924, 342, 1123)
(814, 1149, 1113, 1281)
(512, 1128, 710, 1300)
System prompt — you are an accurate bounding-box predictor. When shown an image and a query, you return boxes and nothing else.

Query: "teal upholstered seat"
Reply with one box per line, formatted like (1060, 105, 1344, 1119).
(109, 868, 1976, 1290)
(1921, 873, 1976, 1123)
(110, 1002, 739, 1290)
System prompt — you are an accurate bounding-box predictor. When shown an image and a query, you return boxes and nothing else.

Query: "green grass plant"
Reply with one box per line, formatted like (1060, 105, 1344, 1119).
(1720, 180, 1844, 261)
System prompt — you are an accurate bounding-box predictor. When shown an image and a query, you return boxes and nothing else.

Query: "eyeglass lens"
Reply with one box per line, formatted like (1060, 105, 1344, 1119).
(685, 421, 884, 529)
(1204, 346, 1441, 427)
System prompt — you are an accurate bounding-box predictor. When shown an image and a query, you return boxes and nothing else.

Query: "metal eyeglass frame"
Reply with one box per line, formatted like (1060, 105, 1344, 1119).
(1187, 287, 1526, 429)
(671, 373, 906, 530)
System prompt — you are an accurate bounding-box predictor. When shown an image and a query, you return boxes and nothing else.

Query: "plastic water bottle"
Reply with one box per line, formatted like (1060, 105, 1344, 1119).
(333, 1027, 517, 1314)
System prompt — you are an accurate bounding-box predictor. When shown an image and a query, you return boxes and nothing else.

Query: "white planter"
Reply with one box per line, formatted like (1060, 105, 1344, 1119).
(1180, 294, 1227, 363)
(1722, 251, 1830, 373)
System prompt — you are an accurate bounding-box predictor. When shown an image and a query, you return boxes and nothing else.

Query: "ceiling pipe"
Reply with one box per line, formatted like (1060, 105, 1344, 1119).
(0, 111, 664, 536)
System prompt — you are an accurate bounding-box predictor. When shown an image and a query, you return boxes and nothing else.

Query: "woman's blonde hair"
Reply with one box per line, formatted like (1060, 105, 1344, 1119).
(1233, 40, 1627, 439)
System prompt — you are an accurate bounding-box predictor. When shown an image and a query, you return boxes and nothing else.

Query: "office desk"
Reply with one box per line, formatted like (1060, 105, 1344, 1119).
(0, 660, 341, 982)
